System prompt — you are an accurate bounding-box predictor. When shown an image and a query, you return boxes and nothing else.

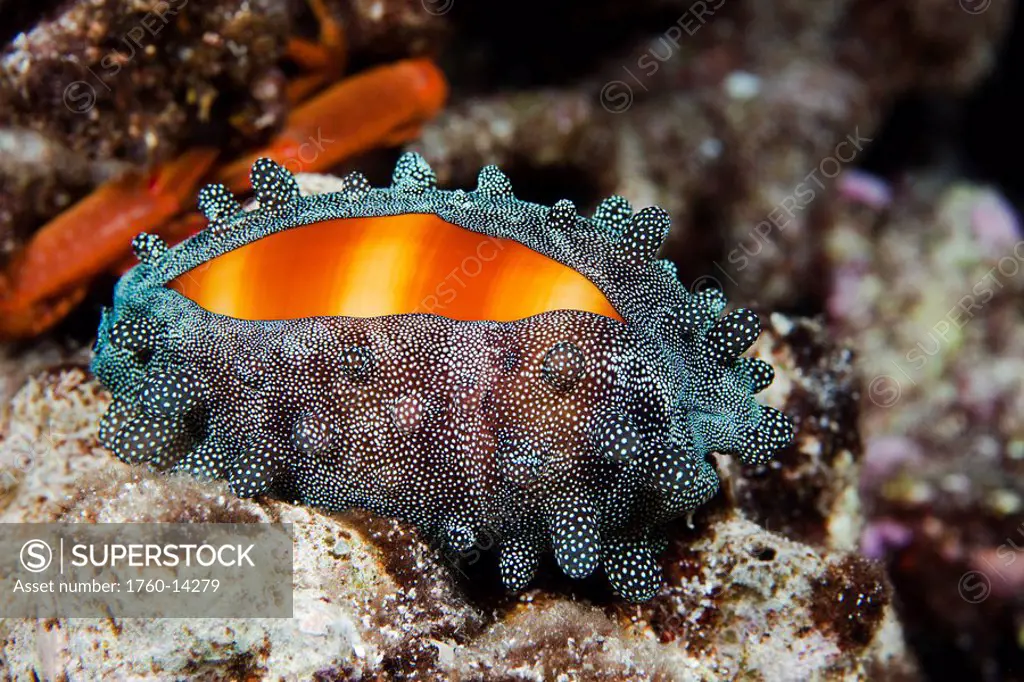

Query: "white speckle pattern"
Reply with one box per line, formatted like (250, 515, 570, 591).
(392, 152, 437, 193)
(550, 490, 601, 579)
(338, 172, 371, 201)
(540, 342, 584, 392)
(704, 309, 762, 366)
(293, 411, 333, 455)
(475, 165, 513, 197)
(546, 199, 577, 232)
(131, 233, 168, 264)
(139, 369, 204, 418)
(92, 153, 794, 602)
(736, 357, 775, 394)
(619, 206, 671, 264)
(251, 157, 300, 212)
(197, 182, 242, 222)
(593, 195, 633, 238)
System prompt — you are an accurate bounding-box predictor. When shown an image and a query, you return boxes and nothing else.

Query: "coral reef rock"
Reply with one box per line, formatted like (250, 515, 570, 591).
(414, 0, 1011, 309)
(829, 177, 1024, 680)
(0, 300, 919, 679)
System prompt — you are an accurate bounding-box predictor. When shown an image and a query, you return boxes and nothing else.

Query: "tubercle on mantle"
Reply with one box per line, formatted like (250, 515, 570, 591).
(93, 152, 795, 603)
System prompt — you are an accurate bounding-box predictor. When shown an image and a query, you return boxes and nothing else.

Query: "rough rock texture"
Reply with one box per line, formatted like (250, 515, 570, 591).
(324, 0, 449, 63)
(0, 0, 448, 259)
(1, 0, 1013, 677)
(0, 0, 288, 262)
(0, 0, 291, 164)
(1, 0, 1008, 305)
(413, 0, 1011, 309)
(0, 129, 123, 263)
(717, 314, 863, 554)
(828, 177, 1024, 680)
(0, 303, 920, 679)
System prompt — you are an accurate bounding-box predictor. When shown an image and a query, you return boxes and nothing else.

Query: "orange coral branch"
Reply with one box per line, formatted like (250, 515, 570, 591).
(0, 58, 449, 339)
(0, 285, 87, 338)
(216, 59, 448, 191)
(0, 148, 218, 337)
(285, 0, 347, 102)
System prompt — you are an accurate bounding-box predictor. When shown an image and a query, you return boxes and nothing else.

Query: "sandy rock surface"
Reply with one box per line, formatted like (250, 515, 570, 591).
(0, 309, 918, 680)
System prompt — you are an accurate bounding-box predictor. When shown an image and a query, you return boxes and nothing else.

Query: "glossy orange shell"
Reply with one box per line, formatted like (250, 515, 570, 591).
(170, 215, 621, 322)
(92, 155, 794, 603)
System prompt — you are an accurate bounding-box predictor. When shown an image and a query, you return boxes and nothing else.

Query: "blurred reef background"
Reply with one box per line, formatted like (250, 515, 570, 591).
(0, 0, 1022, 680)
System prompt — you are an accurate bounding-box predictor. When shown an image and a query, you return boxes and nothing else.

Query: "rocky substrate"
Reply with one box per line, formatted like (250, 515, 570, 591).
(0, 310, 919, 680)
